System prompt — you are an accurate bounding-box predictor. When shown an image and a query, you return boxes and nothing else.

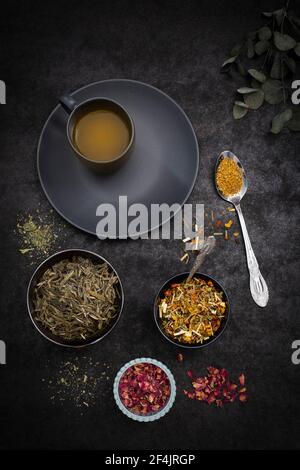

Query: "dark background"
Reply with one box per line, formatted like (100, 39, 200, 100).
(1, 0, 300, 450)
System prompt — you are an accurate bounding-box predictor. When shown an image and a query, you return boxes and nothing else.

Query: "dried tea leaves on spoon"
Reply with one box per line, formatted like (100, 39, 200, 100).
(33, 256, 120, 341)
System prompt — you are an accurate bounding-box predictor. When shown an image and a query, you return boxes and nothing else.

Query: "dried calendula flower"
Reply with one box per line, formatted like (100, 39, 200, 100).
(216, 158, 243, 197)
(158, 277, 227, 345)
(224, 219, 233, 229)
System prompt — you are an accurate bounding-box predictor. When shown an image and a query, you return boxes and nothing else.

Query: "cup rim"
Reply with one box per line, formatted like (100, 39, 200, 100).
(153, 272, 230, 349)
(66, 97, 135, 165)
(27, 248, 125, 348)
(113, 358, 176, 422)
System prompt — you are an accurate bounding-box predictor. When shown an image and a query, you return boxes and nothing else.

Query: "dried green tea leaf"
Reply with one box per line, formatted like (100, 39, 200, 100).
(248, 68, 266, 83)
(271, 109, 293, 134)
(262, 79, 283, 104)
(295, 43, 300, 57)
(247, 38, 255, 58)
(274, 31, 296, 51)
(237, 87, 258, 94)
(270, 52, 281, 79)
(255, 40, 270, 55)
(258, 26, 272, 41)
(222, 56, 238, 67)
(244, 89, 265, 110)
(233, 104, 248, 120)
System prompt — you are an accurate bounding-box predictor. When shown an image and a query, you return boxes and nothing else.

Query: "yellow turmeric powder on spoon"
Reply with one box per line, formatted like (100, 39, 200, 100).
(216, 158, 243, 197)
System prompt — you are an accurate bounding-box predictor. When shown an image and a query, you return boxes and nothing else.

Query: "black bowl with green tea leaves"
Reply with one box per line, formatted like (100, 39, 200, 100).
(154, 272, 230, 349)
(27, 249, 124, 347)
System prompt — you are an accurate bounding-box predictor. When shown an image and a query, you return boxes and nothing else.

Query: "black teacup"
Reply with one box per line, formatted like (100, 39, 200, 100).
(60, 95, 134, 172)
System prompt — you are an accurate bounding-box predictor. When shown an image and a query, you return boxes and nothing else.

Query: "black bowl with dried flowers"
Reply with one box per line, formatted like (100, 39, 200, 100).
(27, 249, 124, 348)
(154, 272, 230, 349)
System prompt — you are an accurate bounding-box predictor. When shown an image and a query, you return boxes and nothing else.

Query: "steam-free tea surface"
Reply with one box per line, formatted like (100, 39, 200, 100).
(37, 79, 199, 237)
(73, 109, 130, 161)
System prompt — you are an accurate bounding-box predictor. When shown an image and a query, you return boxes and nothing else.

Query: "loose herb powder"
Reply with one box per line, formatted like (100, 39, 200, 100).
(43, 358, 112, 409)
(17, 214, 57, 256)
(216, 158, 243, 196)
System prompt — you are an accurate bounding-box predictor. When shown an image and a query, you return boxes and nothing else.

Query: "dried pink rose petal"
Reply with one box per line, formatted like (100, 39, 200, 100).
(239, 373, 245, 386)
(184, 366, 248, 407)
(119, 363, 171, 415)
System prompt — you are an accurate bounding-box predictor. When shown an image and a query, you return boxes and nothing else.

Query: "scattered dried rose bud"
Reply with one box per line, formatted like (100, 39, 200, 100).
(119, 363, 171, 416)
(187, 370, 194, 379)
(177, 353, 184, 362)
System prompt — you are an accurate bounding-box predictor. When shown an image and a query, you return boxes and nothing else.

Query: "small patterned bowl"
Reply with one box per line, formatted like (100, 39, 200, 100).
(113, 358, 176, 422)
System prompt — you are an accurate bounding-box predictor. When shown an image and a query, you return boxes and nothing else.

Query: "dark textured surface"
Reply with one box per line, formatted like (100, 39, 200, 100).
(1, 0, 300, 450)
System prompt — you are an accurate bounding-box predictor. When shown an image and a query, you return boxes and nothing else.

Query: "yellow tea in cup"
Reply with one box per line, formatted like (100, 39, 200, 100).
(73, 108, 130, 162)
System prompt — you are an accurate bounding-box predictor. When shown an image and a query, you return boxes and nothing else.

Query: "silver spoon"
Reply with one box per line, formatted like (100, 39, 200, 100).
(215, 150, 269, 307)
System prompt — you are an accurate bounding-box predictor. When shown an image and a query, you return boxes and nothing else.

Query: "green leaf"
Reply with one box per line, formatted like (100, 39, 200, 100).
(255, 40, 270, 55)
(233, 104, 248, 119)
(271, 109, 293, 134)
(250, 79, 262, 89)
(270, 52, 281, 79)
(234, 101, 249, 108)
(247, 38, 255, 58)
(274, 8, 284, 27)
(222, 56, 238, 67)
(294, 43, 300, 57)
(289, 16, 300, 34)
(274, 31, 296, 51)
(262, 11, 273, 18)
(283, 56, 296, 73)
(248, 68, 266, 83)
(287, 108, 300, 131)
(237, 87, 258, 94)
(258, 26, 272, 41)
(236, 60, 247, 76)
(244, 89, 265, 110)
(230, 43, 243, 56)
(262, 79, 283, 104)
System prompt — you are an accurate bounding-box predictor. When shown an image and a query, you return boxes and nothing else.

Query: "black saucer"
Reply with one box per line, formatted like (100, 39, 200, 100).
(37, 80, 199, 237)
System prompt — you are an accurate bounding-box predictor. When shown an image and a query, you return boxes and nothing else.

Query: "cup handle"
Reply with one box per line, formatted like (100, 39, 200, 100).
(59, 94, 77, 113)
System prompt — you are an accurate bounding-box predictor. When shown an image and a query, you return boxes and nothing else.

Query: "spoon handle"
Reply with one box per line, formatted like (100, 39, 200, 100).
(235, 204, 269, 307)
